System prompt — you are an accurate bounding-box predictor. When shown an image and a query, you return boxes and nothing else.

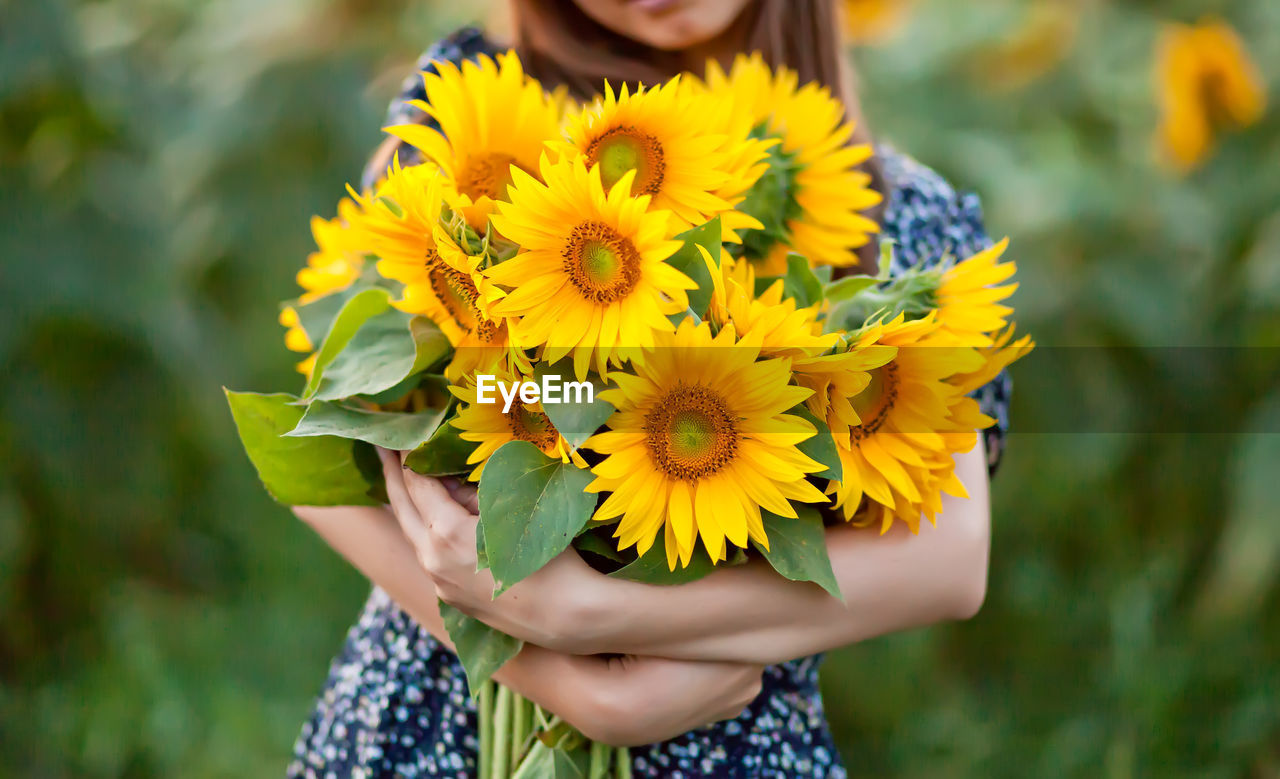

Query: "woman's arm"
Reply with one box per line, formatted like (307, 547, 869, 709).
(294, 502, 763, 745)
(388, 441, 991, 666)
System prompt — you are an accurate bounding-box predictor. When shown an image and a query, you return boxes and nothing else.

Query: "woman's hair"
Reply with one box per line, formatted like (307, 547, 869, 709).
(513, 0, 884, 269)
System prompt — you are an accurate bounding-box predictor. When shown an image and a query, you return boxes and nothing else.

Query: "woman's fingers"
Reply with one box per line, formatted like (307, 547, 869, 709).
(379, 447, 434, 555)
(441, 477, 480, 515)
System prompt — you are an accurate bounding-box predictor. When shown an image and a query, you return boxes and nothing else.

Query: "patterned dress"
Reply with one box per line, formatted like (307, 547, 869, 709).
(289, 28, 1011, 779)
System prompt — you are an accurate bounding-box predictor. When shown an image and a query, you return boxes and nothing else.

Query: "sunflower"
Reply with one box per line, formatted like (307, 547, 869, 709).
(585, 318, 828, 569)
(352, 157, 519, 380)
(704, 54, 881, 275)
(705, 248, 893, 438)
(487, 155, 693, 379)
(934, 238, 1018, 347)
(829, 313, 987, 534)
(451, 367, 586, 481)
(280, 196, 367, 374)
(706, 249, 839, 358)
(1155, 19, 1266, 172)
(557, 77, 766, 234)
(948, 325, 1036, 396)
(385, 51, 565, 230)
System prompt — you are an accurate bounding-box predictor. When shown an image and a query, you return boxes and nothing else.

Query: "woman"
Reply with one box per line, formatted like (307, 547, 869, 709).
(290, 1, 1011, 776)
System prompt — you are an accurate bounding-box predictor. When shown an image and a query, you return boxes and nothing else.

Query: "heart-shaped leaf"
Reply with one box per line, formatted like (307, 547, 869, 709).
(756, 507, 841, 600)
(225, 390, 379, 506)
(477, 441, 596, 593)
(438, 602, 523, 695)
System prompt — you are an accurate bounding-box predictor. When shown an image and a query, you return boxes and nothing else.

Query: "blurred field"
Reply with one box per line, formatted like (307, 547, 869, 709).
(2, 1, 1277, 776)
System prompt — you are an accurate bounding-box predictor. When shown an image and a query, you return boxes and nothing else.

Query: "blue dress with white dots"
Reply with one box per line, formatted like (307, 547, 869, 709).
(287, 28, 1011, 779)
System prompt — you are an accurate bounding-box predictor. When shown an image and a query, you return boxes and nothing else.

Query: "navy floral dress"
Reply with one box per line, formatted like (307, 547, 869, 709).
(289, 28, 1011, 779)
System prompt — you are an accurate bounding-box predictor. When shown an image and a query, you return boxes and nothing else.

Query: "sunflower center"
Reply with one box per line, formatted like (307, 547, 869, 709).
(563, 221, 642, 303)
(586, 126, 665, 196)
(850, 363, 899, 441)
(457, 153, 519, 201)
(644, 384, 739, 481)
(507, 403, 560, 451)
(428, 259, 499, 342)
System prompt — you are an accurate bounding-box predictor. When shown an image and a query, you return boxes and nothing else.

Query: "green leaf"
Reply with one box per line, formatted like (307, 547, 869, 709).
(664, 217, 722, 319)
(286, 402, 445, 450)
(404, 417, 477, 476)
(313, 313, 450, 401)
(572, 529, 626, 564)
(225, 390, 379, 506)
(475, 521, 489, 571)
(608, 531, 719, 585)
(824, 274, 881, 303)
(438, 602, 523, 695)
(512, 740, 588, 779)
(756, 507, 841, 599)
(477, 441, 596, 593)
(532, 361, 616, 449)
(782, 253, 824, 308)
(789, 404, 842, 482)
(292, 285, 362, 346)
(302, 288, 393, 398)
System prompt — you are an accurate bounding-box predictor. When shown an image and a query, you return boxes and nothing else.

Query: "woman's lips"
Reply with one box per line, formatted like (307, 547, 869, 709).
(626, 0, 683, 13)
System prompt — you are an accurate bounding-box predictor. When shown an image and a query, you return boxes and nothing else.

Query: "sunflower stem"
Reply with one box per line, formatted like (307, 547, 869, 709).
(492, 684, 513, 779)
(478, 680, 495, 779)
(588, 739, 610, 779)
(615, 746, 632, 779)
(509, 692, 529, 769)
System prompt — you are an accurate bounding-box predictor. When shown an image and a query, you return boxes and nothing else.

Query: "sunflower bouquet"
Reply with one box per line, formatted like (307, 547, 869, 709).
(228, 51, 1033, 777)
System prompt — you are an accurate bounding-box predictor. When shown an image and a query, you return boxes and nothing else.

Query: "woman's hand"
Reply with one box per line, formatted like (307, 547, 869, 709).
(378, 449, 618, 653)
(507, 648, 764, 747)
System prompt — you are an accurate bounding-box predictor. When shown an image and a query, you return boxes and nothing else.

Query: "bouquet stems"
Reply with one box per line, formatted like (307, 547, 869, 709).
(478, 680, 632, 778)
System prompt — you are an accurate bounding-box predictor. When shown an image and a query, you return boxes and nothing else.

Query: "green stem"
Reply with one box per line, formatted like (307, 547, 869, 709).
(588, 739, 610, 779)
(478, 681, 495, 779)
(509, 693, 529, 769)
(492, 685, 513, 779)
(615, 746, 632, 779)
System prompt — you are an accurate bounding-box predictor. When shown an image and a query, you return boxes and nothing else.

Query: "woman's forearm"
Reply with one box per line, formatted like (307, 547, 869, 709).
(575, 444, 992, 665)
(293, 505, 579, 713)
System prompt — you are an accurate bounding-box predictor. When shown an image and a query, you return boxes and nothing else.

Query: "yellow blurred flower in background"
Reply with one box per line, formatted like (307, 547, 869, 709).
(1155, 18, 1267, 172)
(842, 0, 911, 45)
(968, 0, 1080, 91)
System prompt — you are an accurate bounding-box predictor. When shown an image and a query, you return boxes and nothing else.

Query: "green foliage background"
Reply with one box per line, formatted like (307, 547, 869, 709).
(2, 0, 1277, 776)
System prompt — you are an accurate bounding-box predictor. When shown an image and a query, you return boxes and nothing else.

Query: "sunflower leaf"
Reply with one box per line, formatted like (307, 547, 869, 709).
(789, 404, 843, 482)
(438, 601, 523, 696)
(532, 361, 616, 449)
(285, 402, 445, 451)
(823, 274, 882, 303)
(312, 313, 450, 401)
(782, 253, 824, 308)
(608, 532, 720, 585)
(404, 416, 477, 476)
(665, 216, 722, 320)
(476, 441, 596, 594)
(756, 507, 842, 600)
(301, 287, 393, 398)
(225, 390, 380, 506)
